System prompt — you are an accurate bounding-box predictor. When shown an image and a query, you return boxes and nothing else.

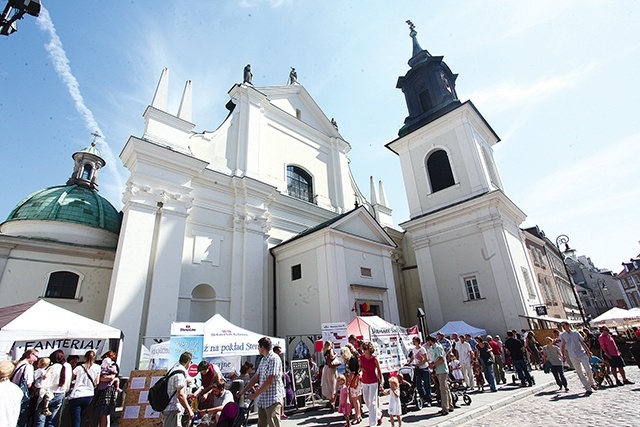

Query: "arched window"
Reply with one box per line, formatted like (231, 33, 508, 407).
(82, 164, 93, 180)
(45, 271, 79, 299)
(426, 149, 455, 193)
(287, 165, 315, 203)
(189, 284, 216, 322)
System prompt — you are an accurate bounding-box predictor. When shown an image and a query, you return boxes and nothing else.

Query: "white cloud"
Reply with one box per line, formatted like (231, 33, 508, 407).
(500, 0, 579, 39)
(519, 132, 640, 268)
(239, 0, 290, 8)
(467, 64, 594, 116)
(36, 7, 125, 195)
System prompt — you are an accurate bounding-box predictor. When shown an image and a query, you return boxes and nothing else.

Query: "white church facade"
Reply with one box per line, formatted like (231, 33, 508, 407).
(1, 24, 555, 373)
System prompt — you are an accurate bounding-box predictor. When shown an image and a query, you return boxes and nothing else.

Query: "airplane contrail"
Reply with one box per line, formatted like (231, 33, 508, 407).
(36, 7, 125, 197)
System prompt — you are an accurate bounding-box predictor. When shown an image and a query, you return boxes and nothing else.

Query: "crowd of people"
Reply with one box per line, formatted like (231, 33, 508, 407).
(0, 323, 637, 427)
(0, 348, 121, 427)
(314, 322, 637, 426)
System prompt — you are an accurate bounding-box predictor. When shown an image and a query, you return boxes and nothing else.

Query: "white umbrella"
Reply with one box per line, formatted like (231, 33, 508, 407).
(591, 307, 634, 327)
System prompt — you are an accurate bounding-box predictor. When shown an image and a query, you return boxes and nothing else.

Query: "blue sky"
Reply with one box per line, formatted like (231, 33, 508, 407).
(1, 1, 638, 272)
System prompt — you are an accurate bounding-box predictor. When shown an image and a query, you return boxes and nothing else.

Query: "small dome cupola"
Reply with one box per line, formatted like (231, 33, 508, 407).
(66, 132, 106, 190)
(397, 21, 461, 137)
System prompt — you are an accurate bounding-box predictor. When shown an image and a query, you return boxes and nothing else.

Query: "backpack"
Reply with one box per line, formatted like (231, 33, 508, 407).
(148, 369, 185, 412)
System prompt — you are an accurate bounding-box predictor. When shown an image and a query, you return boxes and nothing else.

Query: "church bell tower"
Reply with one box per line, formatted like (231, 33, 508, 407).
(387, 21, 541, 337)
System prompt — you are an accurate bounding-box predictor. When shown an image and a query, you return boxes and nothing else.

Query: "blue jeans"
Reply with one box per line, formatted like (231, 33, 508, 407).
(16, 395, 31, 427)
(513, 359, 533, 385)
(414, 368, 432, 403)
(481, 360, 497, 391)
(68, 396, 93, 427)
(34, 392, 64, 427)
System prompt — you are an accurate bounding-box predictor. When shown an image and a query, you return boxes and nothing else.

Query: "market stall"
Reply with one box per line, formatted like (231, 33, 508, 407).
(0, 300, 122, 361)
(433, 320, 487, 338)
(347, 316, 417, 372)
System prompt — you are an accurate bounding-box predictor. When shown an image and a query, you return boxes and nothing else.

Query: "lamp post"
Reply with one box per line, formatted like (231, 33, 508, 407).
(597, 278, 610, 311)
(417, 308, 427, 341)
(555, 234, 588, 324)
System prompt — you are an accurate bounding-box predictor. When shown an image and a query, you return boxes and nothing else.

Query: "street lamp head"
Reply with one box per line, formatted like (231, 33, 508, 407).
(0, 0, 41, 36)
(555, 234, 570, 253)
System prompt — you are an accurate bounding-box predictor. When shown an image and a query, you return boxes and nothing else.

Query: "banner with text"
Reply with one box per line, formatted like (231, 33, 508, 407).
(370, 325, 413, 373)
(12, 338, 108, 359)
(169, 322, 204, 371)
(321, 322, 348, 353)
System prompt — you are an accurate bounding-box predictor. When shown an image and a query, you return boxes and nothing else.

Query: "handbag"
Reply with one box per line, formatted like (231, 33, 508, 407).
(543, 360, 552, 374)
(330, 356, 341, 367)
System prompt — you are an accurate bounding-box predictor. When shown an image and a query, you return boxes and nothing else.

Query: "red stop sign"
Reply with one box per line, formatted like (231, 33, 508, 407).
(188, 363, 199, 377)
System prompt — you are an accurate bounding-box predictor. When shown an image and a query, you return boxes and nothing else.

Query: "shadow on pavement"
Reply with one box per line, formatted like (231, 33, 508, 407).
(550, 392, 589, 401)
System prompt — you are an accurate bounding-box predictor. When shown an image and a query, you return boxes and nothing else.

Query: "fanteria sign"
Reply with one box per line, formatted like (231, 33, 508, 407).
(13, 338, 107, 358)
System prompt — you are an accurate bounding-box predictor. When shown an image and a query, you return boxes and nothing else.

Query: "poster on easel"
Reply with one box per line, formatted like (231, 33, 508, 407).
(291, 359, 312, 397)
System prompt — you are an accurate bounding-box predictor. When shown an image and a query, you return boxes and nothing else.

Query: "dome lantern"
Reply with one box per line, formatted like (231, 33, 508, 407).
(66, 132, 105, 190)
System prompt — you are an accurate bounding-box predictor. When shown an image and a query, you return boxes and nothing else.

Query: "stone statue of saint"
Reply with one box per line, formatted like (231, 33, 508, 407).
(331, 118, 338, 130)
(288, 67, 297, 85)
(243, 64, 253, 85)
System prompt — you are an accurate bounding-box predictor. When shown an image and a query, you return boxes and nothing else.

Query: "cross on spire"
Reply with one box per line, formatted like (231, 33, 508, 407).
(406, 20, 415, 32)
(91, 131, 102, 146)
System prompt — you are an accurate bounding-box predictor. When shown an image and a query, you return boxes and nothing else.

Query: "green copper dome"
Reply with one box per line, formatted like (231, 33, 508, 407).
(6, 184, 121, 235)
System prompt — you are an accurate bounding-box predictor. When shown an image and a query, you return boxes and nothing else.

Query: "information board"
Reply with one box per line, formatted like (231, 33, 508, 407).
(119, 369, 166, 427)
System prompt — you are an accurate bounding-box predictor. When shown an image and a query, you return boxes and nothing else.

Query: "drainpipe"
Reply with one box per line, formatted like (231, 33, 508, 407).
(271, 249, 277, 336)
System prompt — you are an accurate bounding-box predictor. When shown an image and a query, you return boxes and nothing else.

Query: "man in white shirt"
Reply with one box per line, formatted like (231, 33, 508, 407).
(198, 380, 234, 425)
(559, 322, 596, 395)
(163, 352, 195, 427)
(457, 335, 474, 390)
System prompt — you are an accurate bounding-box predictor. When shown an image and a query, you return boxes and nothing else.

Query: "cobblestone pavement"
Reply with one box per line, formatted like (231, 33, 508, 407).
(458, 367, 640, 427)
(278, 367, 640, 427)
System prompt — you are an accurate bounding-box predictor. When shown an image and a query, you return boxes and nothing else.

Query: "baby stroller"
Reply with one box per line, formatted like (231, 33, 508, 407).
(448, 381, 472, 406)
(396, 365, 424, 413)
(592, 360, 614, 388)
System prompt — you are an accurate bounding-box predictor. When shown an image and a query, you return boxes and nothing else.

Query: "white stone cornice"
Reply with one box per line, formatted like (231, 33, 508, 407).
(123, 181, 193, 214)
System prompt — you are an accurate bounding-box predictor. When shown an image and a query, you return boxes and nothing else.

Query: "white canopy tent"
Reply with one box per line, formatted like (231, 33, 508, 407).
(347, 315, 404, 341)
(591, 307, 640, 327)
(433, 320, 487, 338)
(146, 315, 285, 372)
(0, 300, 122, 361)
(202, 313, 285, 357)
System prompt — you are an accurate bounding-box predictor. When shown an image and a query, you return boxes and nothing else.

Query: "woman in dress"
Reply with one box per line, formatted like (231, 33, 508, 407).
(34, 349, 72, 427)
(94, 351, 119, 427)
(68, 350, 101, 427)
(342, 344, 362, 424)
(321, 340, 339, 410)
(526, 332, 542, 370)
(359, 341, 382, 427)
(474, 337, 497, 392)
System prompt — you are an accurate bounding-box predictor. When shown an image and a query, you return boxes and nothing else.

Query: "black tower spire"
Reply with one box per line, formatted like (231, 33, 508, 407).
(397, 21, 460, 137)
